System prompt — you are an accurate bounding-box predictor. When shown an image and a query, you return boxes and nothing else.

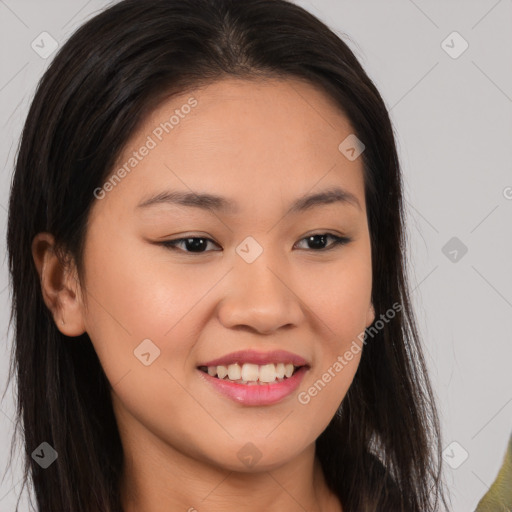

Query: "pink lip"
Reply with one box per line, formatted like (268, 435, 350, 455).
(198, 366, 309, 406)
(197, 349, 309, 367)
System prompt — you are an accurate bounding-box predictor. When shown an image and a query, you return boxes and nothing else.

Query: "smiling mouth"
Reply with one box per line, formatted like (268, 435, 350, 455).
(198, 362, 305, 385)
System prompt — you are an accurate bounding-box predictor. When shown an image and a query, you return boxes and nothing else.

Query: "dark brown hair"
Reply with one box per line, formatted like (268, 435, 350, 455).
(6, 0, 450, 510)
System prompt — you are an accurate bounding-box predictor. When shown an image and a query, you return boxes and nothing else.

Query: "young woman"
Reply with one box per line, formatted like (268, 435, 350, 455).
(6, 0, 451, 510)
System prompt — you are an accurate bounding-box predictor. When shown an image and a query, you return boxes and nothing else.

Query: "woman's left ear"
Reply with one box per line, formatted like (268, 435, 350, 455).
(366, 303, 375, 327)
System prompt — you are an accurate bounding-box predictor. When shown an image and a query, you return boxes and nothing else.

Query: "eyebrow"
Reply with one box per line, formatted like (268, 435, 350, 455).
(136, 186, 362, 214)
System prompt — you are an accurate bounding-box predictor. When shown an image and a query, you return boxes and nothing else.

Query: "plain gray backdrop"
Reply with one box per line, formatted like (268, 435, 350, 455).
(0, 1, 511, 510)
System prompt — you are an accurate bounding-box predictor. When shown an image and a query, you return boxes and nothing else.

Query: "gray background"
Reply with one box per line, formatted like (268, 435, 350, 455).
(0, 0, 511, 510)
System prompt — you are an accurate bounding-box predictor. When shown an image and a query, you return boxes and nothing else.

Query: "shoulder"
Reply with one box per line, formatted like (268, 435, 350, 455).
(476, 431, 512, 511)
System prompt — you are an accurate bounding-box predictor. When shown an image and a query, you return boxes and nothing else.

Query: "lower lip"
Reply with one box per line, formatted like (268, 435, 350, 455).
(198, 366, 309, 406)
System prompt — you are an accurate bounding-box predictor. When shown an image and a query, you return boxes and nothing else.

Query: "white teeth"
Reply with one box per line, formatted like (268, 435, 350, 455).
(203, 362, 301, 383)
(259, 363, 277, 383)
(227, 363, 241, 380)
(241, 363, 259, 381)
(217, 365, 228, 379)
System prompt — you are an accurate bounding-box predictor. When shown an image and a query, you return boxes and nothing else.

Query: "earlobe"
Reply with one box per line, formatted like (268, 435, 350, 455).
(31, 232, 86, 337)
(366, 303, 375, 327)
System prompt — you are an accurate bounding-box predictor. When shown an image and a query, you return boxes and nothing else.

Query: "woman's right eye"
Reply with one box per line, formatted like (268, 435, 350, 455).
(159, 237, 221, 254)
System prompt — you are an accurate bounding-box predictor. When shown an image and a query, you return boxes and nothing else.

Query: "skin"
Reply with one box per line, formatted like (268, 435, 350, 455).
(32, 77, 375, 512)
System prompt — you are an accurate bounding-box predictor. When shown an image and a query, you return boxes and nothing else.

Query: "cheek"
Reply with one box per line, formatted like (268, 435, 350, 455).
(83, 225, 205, 331)
(301, 246, 372, 343)
(294, 246, 371, 413)
(80, 229, 200, 383)
(80, 237, 213, 446)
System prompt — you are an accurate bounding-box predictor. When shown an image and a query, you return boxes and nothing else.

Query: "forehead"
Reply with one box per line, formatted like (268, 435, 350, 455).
(94, 77, 366, 219)
(146, 76, 356, 153)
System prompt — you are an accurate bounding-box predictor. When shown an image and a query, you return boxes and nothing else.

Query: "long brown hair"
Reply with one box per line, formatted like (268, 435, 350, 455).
(6, 0, 450, 510)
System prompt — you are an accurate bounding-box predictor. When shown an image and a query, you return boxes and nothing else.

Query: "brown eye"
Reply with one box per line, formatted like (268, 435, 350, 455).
(160, 237, 221, 253)
(294, 233, 351, 251)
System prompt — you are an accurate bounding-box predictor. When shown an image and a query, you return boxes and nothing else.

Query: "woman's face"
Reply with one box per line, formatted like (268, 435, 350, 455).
(79, 77, 374, 470)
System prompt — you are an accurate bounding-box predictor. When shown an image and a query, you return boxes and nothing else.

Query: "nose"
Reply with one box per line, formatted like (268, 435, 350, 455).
(217, 253, 304, 335)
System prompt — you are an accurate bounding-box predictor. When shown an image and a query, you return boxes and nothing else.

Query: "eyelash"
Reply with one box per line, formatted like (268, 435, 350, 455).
(159, 233, 352, 254)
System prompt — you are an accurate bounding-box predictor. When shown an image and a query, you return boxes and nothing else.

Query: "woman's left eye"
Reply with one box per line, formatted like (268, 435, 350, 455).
(294, 233, 351, 251)
(159, 233, 351, 254)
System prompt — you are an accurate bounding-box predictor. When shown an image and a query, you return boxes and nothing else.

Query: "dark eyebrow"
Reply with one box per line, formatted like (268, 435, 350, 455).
(136, 186, 361, 214)
(288, 187, 361, 214)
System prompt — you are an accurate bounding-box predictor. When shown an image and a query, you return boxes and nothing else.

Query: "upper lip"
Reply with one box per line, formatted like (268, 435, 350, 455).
(198, 349, 309, 368)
